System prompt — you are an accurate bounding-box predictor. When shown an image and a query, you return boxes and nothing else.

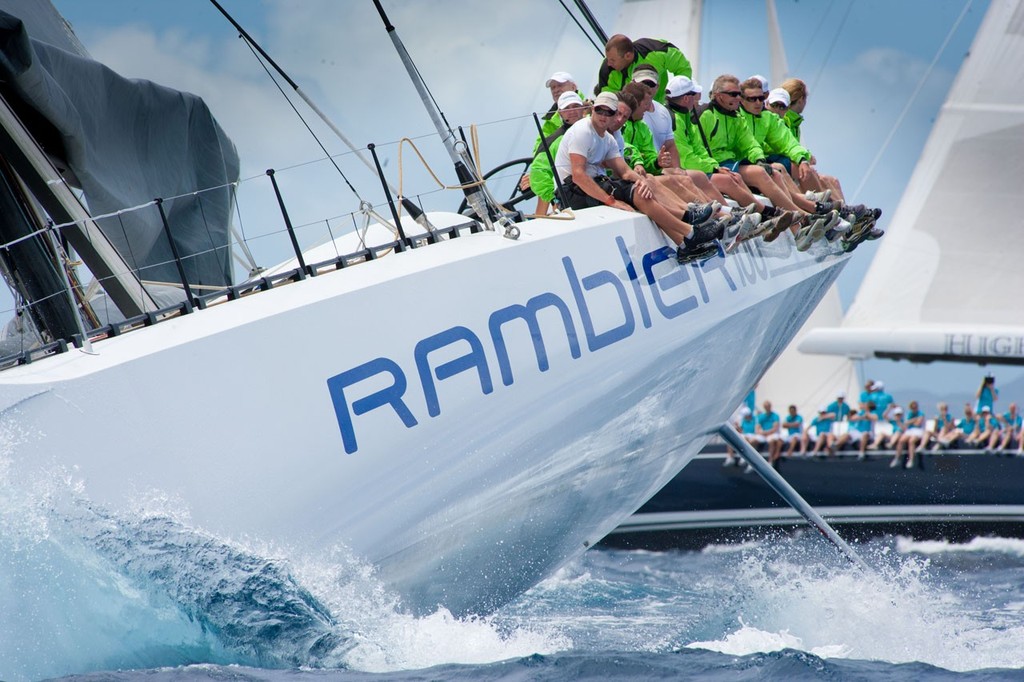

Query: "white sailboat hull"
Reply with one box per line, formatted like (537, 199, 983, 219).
(0, 208, 848, 615)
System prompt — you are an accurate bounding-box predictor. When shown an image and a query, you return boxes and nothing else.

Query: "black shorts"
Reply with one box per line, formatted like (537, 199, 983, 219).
(562, 176, 637, 210)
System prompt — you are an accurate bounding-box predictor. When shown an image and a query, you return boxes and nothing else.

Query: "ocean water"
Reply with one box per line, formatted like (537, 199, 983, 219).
(3, 462, 1024, 681)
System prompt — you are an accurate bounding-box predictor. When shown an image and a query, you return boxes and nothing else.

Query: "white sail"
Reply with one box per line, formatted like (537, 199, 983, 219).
(801, 0, 1024, 365)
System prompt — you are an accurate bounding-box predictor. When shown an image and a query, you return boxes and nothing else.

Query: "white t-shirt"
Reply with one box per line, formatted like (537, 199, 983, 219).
(644, 101, 674, 150)
(554, 117, 621, 182)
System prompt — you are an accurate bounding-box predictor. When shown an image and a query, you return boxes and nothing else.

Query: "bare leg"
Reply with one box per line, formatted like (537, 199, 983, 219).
(710, 172, 764, 211)
(686, 170, 728, 206)
(737, 165, 802, 212)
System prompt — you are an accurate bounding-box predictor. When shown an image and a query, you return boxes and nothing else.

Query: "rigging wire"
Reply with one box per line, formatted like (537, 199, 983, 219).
(792, 2, 836, 76)
(809, 1, 854, 92)
(851, 0, 975, 202)
(239, 38, 363, 202)
(556, 0, 604, 54)
(572, 0, 609, 46)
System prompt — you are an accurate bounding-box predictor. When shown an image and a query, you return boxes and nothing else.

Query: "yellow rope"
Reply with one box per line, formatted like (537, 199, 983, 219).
(394, 124, 576, 224)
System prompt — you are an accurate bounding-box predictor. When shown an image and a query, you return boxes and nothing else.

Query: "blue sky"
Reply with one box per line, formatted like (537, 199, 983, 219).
(49, 0, 1010, 402)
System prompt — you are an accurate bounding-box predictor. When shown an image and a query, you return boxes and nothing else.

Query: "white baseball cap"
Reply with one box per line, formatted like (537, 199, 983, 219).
(545, 71, 575, 88)
(592, 91, 619, 112)
(766, 87, 790, 107)
(665, 75, 695, 98)
(557, 91, 584, 110)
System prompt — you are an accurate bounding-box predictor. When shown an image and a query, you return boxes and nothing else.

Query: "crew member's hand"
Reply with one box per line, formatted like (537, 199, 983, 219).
(634, 178, 654, 199)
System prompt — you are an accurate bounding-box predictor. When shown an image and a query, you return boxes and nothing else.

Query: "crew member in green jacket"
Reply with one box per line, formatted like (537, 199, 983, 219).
(663, 75, 767, 218)
(737, 77, 822, 217)
(699, 74, 819, 233)
(778, 77, 847, 203)
(596, 33, 692, 104)
(528, 90, 589, 214)
(536, 71, 586, 147)
(617, 83, 716, 210)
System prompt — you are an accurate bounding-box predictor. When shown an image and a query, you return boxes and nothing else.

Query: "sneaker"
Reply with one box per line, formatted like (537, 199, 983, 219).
(842, 203, 871, 223)
(683, 202, 715, 225)
(865, 227, 885, 240)
(763, 210, 795, 242)
(688, 216, 726, 244)
(722, 216, 742, 244)
(737, 212, 764, 239)
(905, 460, 915, 469)
(820, 210, 841, 236)
(804, 189, 831, 204)
(732, 202, 759, 216)
(723, 456, 737, 467)
(824, 218, 852, 242)
(889, 458, 900, 468)
(795, 214, 828, 251)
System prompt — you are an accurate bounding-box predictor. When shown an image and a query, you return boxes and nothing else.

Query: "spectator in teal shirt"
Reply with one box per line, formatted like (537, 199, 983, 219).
(782, 404, 805, 457)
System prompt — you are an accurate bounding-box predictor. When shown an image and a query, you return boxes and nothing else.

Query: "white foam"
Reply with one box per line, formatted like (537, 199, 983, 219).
(896, 535, 1024, 557)
(290, 547, 572, 673)
(687, 620, 851, 658)
(682, 545, 1024, 671)
(701, 539, 765, 554)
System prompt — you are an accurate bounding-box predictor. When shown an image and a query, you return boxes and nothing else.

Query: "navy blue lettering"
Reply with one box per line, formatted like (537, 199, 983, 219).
(563, 256, 636, 352)
(616, 236, 652, 329)
(488, 293, 581, 386)
(327, 358, 418, 454)
(415, 326, 493, 417)
(642, 247, 698, 319)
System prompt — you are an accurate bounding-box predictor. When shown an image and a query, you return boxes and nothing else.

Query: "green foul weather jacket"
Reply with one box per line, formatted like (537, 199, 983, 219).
(698, 103, 766, 165)
(739, 108, 810, 164)
(596, 38, 692, 103)
(669, 103, 718, 174)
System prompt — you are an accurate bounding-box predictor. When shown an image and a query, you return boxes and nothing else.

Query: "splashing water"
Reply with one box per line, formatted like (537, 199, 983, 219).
(0, 450, 570, 681)
(3, 431, 1024, 680)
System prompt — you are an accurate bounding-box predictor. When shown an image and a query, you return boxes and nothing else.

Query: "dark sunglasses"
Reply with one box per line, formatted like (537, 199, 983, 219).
(593, 107, 615, 116)
(721, 90, 741, 97)
(743, 95, 766, 102)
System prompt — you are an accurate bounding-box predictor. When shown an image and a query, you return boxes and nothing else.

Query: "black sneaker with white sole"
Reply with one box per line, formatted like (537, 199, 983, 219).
(682, 202, 715, 225)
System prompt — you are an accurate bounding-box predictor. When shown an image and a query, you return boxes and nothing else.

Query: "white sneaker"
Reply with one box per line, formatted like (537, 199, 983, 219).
(795, 216, 826, 251)
(804, 189, 831, 203)
(820, 210, 841, 235)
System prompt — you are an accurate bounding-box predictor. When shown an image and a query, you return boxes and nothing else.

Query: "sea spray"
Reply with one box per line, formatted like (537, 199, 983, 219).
(677, 535, 1024, 671)
(0, 451, 571, 679)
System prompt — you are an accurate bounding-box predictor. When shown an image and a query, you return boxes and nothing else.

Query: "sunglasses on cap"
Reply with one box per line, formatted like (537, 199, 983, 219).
(768, 101, 787, 108)
(743, 95, 766, 102)
(593, 107, 615, 116)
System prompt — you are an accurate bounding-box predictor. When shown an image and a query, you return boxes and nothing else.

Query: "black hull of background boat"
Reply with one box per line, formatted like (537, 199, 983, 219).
(601, 450, 1024, 550)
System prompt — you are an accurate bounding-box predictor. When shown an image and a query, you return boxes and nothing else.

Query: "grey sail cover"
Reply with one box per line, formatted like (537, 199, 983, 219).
(0, 1, 239, 288)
